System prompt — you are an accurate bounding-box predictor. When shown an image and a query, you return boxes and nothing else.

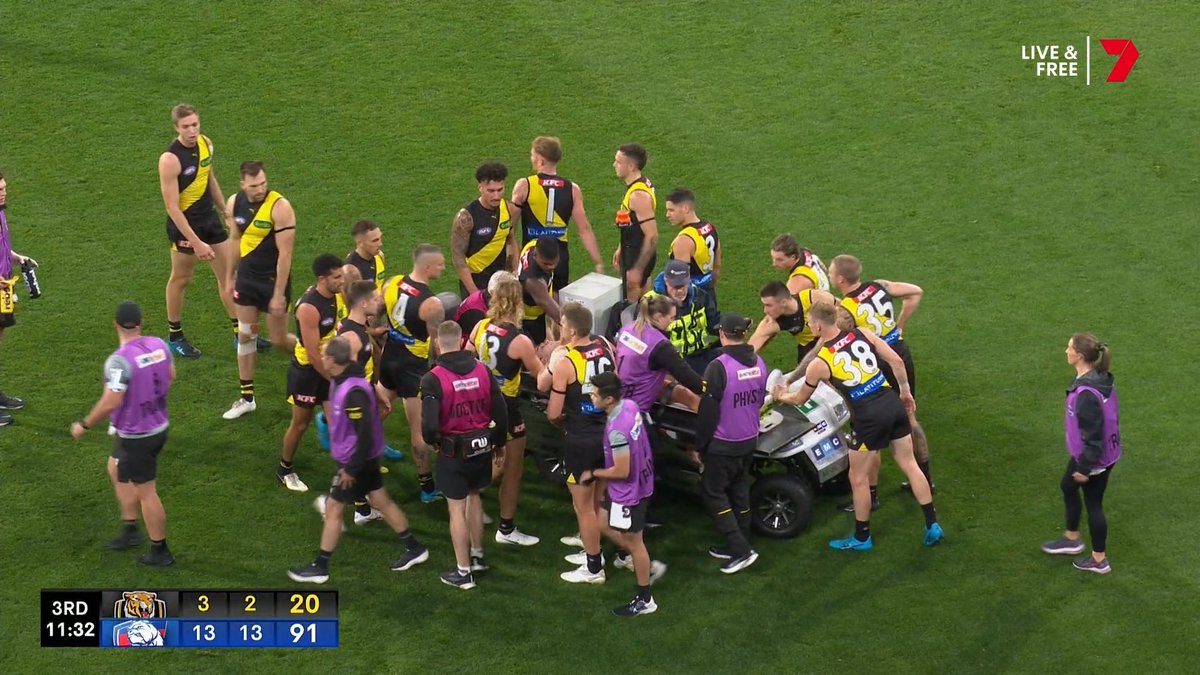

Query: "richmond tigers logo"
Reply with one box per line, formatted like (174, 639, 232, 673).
(114, 591, 167, 619)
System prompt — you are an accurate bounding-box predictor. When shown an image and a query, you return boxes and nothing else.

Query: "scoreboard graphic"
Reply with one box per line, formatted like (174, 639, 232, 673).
(41, 589, 338, 649)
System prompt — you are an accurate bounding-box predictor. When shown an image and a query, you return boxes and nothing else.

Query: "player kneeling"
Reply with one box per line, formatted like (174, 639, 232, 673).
(288, 336, 429, 584)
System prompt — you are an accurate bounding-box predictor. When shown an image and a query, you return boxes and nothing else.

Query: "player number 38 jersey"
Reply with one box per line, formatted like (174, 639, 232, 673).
(817, 328, 889, 403)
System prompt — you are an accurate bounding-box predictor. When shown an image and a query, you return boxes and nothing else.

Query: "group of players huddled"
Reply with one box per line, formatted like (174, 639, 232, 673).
(59, 103, 944, 619)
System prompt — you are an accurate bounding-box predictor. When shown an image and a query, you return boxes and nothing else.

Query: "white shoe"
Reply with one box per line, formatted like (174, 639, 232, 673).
(560, 564, 606, 584)
(613, 554, 635, 571)
(280, 472, 309, 492)
(649, 560, 668, 585)
(564, 552, 605, 566)
(222, 398, 256, 420)
(559, 533, 584, 548)
(107, 424, 117, 436)
(354, 508, 383, 525)
(482, 511, 494, 525)
(312, 494, 346, 531)
(495, 529, 540, 546)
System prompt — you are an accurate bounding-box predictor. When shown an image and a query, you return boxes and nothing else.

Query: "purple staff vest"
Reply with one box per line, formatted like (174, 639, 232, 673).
(713, 353, 767, 443)
(434, 361, 493, 436)
(455, 290, 489, 323)
(604, 399, 655, 505)
(0, 210, 12, 279)
(615, 321, 670, 412)
(1065, 385, 1121, 469)
(329, 375, 385, 465)
(109, 337, 171, 436)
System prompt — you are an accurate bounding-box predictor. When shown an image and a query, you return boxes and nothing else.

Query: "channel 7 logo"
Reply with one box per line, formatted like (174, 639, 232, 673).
(1100, 39, 1139, 82)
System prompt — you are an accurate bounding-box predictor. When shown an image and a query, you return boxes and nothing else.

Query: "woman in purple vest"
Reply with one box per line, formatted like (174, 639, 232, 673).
(614, 294, 705, 413)
(1041, 333, 1120, 574)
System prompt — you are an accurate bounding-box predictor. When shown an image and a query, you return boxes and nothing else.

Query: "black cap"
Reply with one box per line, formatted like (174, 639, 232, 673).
(115, 301, 142, 329)
(718, 312, 752, 338)
(664, 259, 691, 288)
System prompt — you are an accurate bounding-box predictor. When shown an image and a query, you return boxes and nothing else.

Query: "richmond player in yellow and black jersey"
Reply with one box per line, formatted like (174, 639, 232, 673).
(538, 302, 616, 580)
(466, 275, 546, 545)
(158, 103, 238, 359)
(665, 188, 721, 297)
(510, 136, 605, 292)
(220, 162, 299, 421)
(451, 163, 519, 295)
(771, 301, 943, 550)
(276, 255, 347, 492)
(748, 281, 837, 364)
(770, 233, 830, 294)
(345, 220, 388, 290)
(611, 144, 658, 302)
(380, 245, 447, 502)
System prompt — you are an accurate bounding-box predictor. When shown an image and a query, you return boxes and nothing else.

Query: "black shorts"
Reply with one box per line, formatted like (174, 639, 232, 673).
(233, 271, 291, 313)
(564, 430, 605, 486)
(287, 363, 330, 409)
(329, 459, 384, 504)
(879, 340, 918, 399)
(456, 308, 486, 339)
(378, 348, 427, 398)
(848, 391, 912, 452)
(436, 453, 492, 500)
(112, 430, 168, 484)
(522, 316, 548, 345)
(505, 396, 526, 440)
(167, 209, 228, 254)
(603, 497, 650, 534)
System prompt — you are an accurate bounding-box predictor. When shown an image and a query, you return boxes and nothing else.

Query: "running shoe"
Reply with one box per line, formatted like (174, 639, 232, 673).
(613, 596, 657, 618)
(496, 529, 539, 546)
(720, 551, 759, 574)
(354, 508, 383, 525)
(288, 563, 330, 584)
(1041, 536, 1085, 555)
(470, 555, 489, 573)
(924, 522, 945, 547)
(315, 411, 330, 451)
(560, 564, 606, 584)
(440, 569, 476, 590)
(222, 398, 256, 420)
(106, 528, 143, 551)
(1072, 557, 1111, 575)
(0, 392, 26, 410)
(560, 533, 584, 548)
(0, 412, 11, 427)
(390, 547, 430, 572)
(420, 488, 444, 504)
(169, 338, 201, 359)
(279, 471, 309, 492)
(829, 535, 874, 552)
(383, 444, 404, 461)
(137, 548, 176, 567)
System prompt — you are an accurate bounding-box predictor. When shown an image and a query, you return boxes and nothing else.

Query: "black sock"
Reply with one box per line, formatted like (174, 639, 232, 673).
(151, 538, 169, 553)
(278, 460, 294, 477)
(637, 584, 651, 602)
(168, 321, 183, 341)
(122, 519, 138, 534)
(920, 502, 937, 528)
(855, 520, 871, 542)
(616, 548, 630, 560)
(355, 502, 371, 517)
(499, 518, 515, 535)
(869, 485, 878, 503)
(230, 317, 239, 335)
(918, 461, 933, 485)
(240, 379, 254, 403)
(316, 549, 332, 570)
(586, 552, 603, 574)
(418, 473, 435, 493)
(398, 530, 421, 552)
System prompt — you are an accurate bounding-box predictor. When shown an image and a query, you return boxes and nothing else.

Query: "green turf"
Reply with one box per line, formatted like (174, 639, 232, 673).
(1, 0, 1197, 672)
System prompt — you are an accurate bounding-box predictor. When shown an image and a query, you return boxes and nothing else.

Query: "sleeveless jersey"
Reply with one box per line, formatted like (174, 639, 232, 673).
(615, 176, 656, 255)
(233, 190, 285, 277)
(713, 352, 767, 443)
(336, 317, 374, 381)
(840, 281, 902, 345)
(109, 337, 172, 437)
(432, 360, 494, 455)
(776, 289, 818, 347)
(328, 375, 385, 465)
(345, 250, 387, 290)
(816, 328, 889, 406)
(382, 274, 434, 359)
(563, 337, 615, 435)
(674, 221, 719, 277)
(474, 319, 523, 398)
(1066, 384, 1122, 469)
(292, 286, 346, 367)
(604, 399, 656, 505)
(166, 136, 214, 221)
(521, 173, 575, 243)
(518, 240, 554, 320)
(465, 199, 512, 274)
(615, 321, 671, 412)
(789, 249, 830, 291)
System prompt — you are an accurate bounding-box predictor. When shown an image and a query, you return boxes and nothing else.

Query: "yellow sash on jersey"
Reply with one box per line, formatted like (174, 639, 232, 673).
(817, 330, 889, 401)
(382, 274, 431, 359)
(520, 240, 551, 320)
(525, 176, 569, 241)
(475, 318, 521, 398)
(372, 253, 387, 291)
(179, 135, 211, 212)
(467, 200, 511, 273)
(793, 290, 817, 346)
(617, 179, 657, 227)
(789, 253, 830, 291)
(240, 191, 283, 258)
(293, 294, 347, 366)
(680, 224, 714, 274)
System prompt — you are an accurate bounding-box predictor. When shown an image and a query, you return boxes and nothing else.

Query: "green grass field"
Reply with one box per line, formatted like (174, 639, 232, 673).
(2, 1, 1197, 672)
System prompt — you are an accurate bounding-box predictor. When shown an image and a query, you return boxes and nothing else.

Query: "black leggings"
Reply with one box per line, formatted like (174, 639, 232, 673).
(1061, 458, 1114, 553)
